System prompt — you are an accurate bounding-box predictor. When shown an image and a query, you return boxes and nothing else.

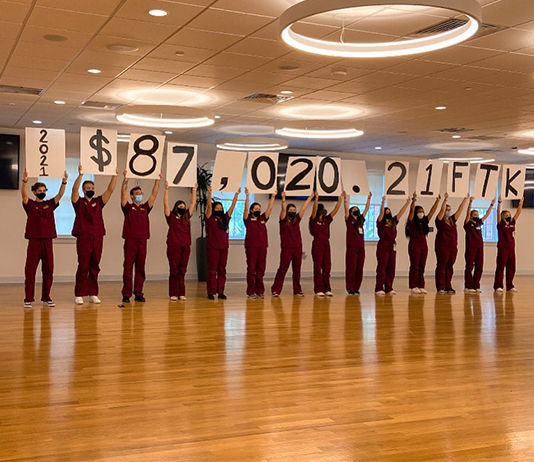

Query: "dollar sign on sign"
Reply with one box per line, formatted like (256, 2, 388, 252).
(90, 129, 112, 172)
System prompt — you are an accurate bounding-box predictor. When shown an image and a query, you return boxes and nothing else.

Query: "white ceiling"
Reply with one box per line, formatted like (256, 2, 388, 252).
(2, 0, 534, 161)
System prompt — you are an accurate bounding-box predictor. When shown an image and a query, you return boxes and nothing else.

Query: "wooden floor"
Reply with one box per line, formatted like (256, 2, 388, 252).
(1, 276, 533, 462)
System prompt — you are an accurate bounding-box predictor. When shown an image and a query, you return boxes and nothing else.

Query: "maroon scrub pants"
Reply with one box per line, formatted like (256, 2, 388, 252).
(122, 238, 147, 298)
(408, 239, 428, 289)
(465, 246, 484, 290)
(271, 247, 303, 295)
(346, 246, 365, 293)
(375, 240, 396, 293)
(167, 245, 191, 297)
(75, 235, 104, 297)
(246, 246, 267, 296)
(312, 240, 331, 293)
(207, 247, 228, 296)
(435, 245, 457, 291)
(493, 246, 516, 291)
(24, 238, 54, 303)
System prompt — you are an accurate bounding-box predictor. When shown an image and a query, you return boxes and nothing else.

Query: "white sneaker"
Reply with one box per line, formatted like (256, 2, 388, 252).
(170, 296, 179, 301)
(325, 291, 334, 297)
(495, 288, 504, 293)
(508, 288, 518, 292)
(411, 288, 421, 294)
(419, 288, 428, 294)
(375, 291, 386, 296)
(44, 300, 55, 307)
(89, 295, 101, 304)
(464, 288, 476, 293)
(295, 293, 305, 298)
(476, 289, 482, 293)
(75, 296, 84, 305)
(438, 290, 446, 294)
(388, 290, 397, 295)
(179, 296, 187, 301)
(315, 292, 325, 297)
(23, 301, 32, 309)
(272, 293, 280, 297)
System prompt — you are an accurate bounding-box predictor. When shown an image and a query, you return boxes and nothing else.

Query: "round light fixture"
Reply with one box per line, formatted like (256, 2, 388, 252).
(32, 120, 43, 124)
(375, 146, 382, 150)
(275, 120, 364, 139)
(435, 106, 447, 110)
(452, 135, 461, 139)
(116, 105, 216, 129)
(215, 115, 221, 119)
(518, 147, 534, 155)
(149, 9, 168, 16)
(107, 43, 139, 52)
(175, 51, 185, 57)
(43, 34, 69, 42)
(165, 131, 173, 135)
(54, 100, 66, 105)
(280, 90, 293, 95)
(216, 137, 289, 152)
(280, 0, 482, 58)
(88, 69, 101, 74)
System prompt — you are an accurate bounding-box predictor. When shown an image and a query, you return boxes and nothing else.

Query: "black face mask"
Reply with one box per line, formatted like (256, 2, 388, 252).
(288, 211, 297, 219)
(505, 216, 511, 223)
(384, 213, 392, 220)
(85, 190, 95, 199)
(352, 210, 360, 217)
(175, 207, 186, 216)
(214, 210, 224, 218)
(253, 211, 261, 218)
(36, 192, 46, 200)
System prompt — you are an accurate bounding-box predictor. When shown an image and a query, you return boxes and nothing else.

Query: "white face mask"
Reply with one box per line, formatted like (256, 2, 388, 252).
(417, 212, 424, 220)
(445, 210, 451, 217)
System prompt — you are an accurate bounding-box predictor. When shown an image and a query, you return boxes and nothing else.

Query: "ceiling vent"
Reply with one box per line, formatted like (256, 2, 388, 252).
(240, 93, 294, 105)
(467, 135, 504, 141)
(81, 100, 121, 110)
(412, 19, 506, 39)
(0, 85, 43, 96)
(437, 127, 474, 134)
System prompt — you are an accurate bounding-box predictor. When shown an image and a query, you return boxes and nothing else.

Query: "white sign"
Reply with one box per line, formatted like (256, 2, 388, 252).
(446, 161, 470, 198)
(283, 156, 316, 197)
(385, 161, 409, 198)
(247, 152, 279, 194)
(316, 156, 342, 196)
(473, 163, 500, 199)
(501, 165, 526, 200)
(341, 160, 369, 196)
(80, 127, 117, 176)
(25, 128, 65, 178)
(415, 160, 443, 198)
(167, 143, 197, 188)
(211, 150, 247, 192)
(126, 134, 165, 180)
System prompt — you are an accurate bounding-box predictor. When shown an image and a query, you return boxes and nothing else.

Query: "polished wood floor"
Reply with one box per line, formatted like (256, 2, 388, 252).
(1, 276, 533, 462)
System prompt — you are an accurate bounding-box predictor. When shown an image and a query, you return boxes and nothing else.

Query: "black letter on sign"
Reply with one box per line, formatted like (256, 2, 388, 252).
(39, 129, 49, 177)
(318, 157, 339, 194)
(505, 168, 521, 198)
(479, 163, 499, 197)
(129, 135, 159, 177)
(251, 156, 276, 191)
(386, 162, 407, 196)
(172, 145, 195, 185)
(420, 163, 433, 196)
(452, 162, 468, 194)
(285, 158, 313, 191)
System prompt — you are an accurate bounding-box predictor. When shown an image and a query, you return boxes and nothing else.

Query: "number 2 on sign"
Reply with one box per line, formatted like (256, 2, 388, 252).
(39, 129, 49, 177)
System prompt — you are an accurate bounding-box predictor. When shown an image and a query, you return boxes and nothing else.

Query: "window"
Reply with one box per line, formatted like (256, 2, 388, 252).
(39, 157, 93, 237)
(219, 200, 247, 240)
(350, 173, 384, 241)
(472, 207, 498, 243)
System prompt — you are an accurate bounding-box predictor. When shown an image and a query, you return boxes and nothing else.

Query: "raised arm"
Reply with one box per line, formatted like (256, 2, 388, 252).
(481, 197, 496, 223)
(453, 193, 470, 221)
(264, 193, 276, 219)
(102, 167, 119, 205)
(121, 170, 129, 208)
(163, 181, 171, 217)
(497, 196, 502, 224)
(243, 187, 250, 220)
(378, 195, 386, 221)
(72, 164, 83, 204)
(189, 183, 197, 216)
(437, 193, 448, 221)
(408, 192, 417, 221)
(427, 194, 441, 221)
(310, 191, 319, 219)
(54, 171, 68, 205)
(329, 192, 344, 218)
(147, 173, 162, 209)
(206, 186, 213, 219)
(280, 191, 287, 220)
(465, 196, 474, 224)
(514, 197, 524, 222)
(21, 170, 29, 204)
(396, 197, 412, 220)
(298, 192, 314, 219)
(362, 192, 372, 218)
(227, 187, 241, 218)
(344, 190, 350, 219)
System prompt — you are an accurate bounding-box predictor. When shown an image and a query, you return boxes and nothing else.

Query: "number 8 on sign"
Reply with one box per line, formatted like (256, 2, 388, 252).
(126, 134, 165, 180)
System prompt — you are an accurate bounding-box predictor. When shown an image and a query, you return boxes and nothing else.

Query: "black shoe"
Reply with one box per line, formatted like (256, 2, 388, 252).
(134, 296, 146, 303)
(446, 289, 456, 294)
(122, 296, 130, 303)
(355, 291, 360, 295)
(347, 291, 355, 295)
(218, 294, 227, 300)
(207, 295, 215, 300)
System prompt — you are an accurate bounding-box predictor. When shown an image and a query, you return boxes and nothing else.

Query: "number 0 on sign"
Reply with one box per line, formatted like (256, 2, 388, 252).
(126, 134, 165, 180)
(25, 128, 66, 178)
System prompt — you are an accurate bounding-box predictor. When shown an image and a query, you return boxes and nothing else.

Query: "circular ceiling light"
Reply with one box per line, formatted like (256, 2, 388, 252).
(518, 147, 534, 155)
(279, 104, 364, 120)
(32, 120, 42, 124)
(280, 90, 293, 95)
(275, 120, 364, 139)
(116, 105, 216, 129)
(216, 137, 289, 152)
(54, 100, 66, 105)
(280, 0, 482, 58)
(375, 146, 382, 150)
(43, 34, 69, 42)
(435, 106, 447, 110)
(88, 69, 101, 74)
(149, 9, 168, 16)
(107, 43, 139, 52)
(452, 135, 461, 139)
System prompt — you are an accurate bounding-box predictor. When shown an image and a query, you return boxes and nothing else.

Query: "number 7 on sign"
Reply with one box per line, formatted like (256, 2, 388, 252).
(166, 143, 197, 188)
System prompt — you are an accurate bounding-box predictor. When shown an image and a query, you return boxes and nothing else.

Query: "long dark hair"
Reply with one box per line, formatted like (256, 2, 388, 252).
(349, 206, 364, 225)
(173, 200, 190, 224)
(406, 205, 429, 237)
(309, 203, 326, 234)
(212, 201, 229, 231)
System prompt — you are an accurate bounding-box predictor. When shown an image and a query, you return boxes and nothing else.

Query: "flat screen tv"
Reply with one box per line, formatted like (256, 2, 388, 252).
(512, 167, 534, 208)
(0, 134, 20, 190)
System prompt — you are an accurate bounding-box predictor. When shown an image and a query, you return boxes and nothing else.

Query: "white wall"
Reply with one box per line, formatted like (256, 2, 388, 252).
(2, 128, 533, 286)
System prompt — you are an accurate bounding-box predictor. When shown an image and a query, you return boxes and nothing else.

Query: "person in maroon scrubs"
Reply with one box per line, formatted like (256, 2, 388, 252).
(71, 164, 118, 305)
(435, 192, 469, 294)
(243, 188, 275, 299)
(120, 170, 161, 304)
(494, 196, 524, 293)
(205, 186, 240, 300)
(344, 191, 372, 295)
(21, 169, 68, 308)
(271, 191, 314, 297)
(464, 196, 495, 293)
(406, 192, 441, 294)
(164, 181, 197, 301)
(375, 195, 411, 295)
(309, 191, 343, 297)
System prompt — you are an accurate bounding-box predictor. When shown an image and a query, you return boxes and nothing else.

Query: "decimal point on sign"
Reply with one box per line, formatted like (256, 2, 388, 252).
(352, 186, 360, 194)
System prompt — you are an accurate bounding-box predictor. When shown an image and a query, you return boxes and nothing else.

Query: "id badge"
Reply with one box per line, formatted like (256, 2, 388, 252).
(358, 228, 364, 235)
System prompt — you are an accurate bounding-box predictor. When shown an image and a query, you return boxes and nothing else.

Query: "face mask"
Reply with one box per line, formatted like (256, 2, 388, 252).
(472, 216, 479, 221)
(384, 213, 392, 220)
(85, 190, 95, 199)
(288, 211, 297, 219)
(505, 216, 511, 223)
(445, 210, 451, 217)
(36, 192, 46, 200)
(417, 212, 424, 220)
(253, 211, 261, 218)
(214, 210, 224, 217)
(175, 207, 186, 216)
(352, 210, 360, 217)
(134, 195, 143, 204)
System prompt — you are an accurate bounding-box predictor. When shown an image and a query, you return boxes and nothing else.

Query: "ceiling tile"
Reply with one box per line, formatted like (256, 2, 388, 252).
(132, 57, 195, 74)
(203, 52, 272, 70)
(166, 27, 243, 50)
(226, 37, 291, 59)
(27, 6, 108, 33)
(36, 0, 123, 15)
(100, 17, 178, 42)
(148, 44, 218, 64)
(186, 9, 273, 35)
(115, 0, 204, 26)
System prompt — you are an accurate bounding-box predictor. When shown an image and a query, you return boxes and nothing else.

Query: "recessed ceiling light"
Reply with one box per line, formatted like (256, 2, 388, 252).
(214, 115, 221, 119)
(165, 131, 173, 134)
(279, 64, 300, 71)
(280, 90, 293, 95)
(375, 146, 382, 150)
(217, 137, 289, 152)
(149, 9, 168, 17)
(107, 43, 139, 52)
(32, 120, 42, 124)
(175, 51, 185, 57)
(275, 120, 364, 139)
(88, 69, 101, 74)
(435, 106, 447, 110)
(518, 147, 534, 155)
(43, 34, 69, 42)
(54, 100, 66, 105)
(280, 0, 481, 58)
(464, 87, 473, 91)
(452, 135, 461, 139)
(116, 105, 215, 129)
